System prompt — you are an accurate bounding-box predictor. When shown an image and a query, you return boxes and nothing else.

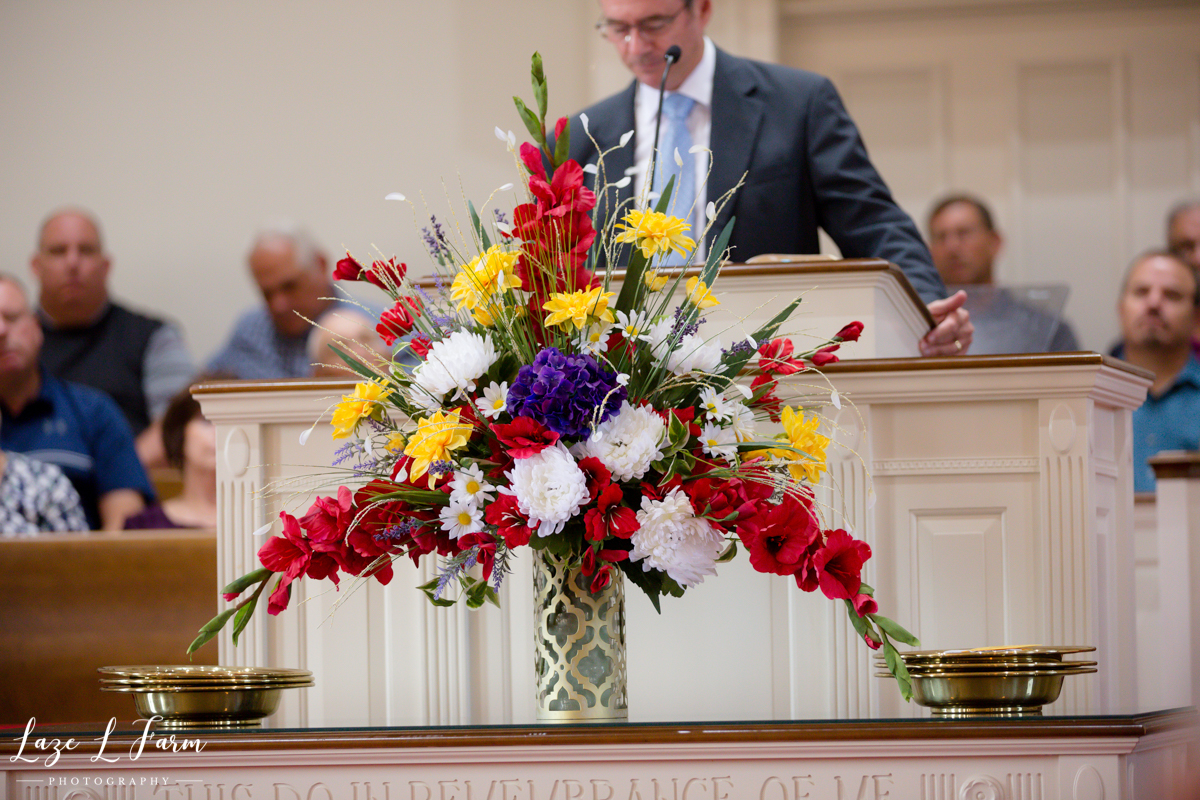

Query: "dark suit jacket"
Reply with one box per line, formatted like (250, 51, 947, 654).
(566, 48, 947, 304)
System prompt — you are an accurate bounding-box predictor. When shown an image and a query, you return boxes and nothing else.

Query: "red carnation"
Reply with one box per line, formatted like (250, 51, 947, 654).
(835, 321, 864, 342)
(492, 416, 560, 459)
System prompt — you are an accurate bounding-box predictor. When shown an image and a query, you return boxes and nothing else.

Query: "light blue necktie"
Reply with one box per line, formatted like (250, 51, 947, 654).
(653, 93, 696, 263)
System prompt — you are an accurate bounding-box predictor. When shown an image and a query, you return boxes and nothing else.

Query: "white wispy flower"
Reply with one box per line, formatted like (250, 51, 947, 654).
(475, 381, 509, 420)
(411, 330, 497, 408)
(450, 464, 495, 508)
(631, 488, 724, 588)
(507, 443, 590, 537)
(644, 318, 675, 356)
(733, 382, 753, 400)
(664, 334, 722, 375)
(729, 401, 757, 442)
(439, 500, 484, 539)
(615, 309, 653, 342)
(577, 321, 615, 355)
(580, 112, 590, 134)
(574, 401, 665, 482)
(619, 130, 634, 147)
(582, 163, 599, 174)
(385, 193, 405, 201)
(698, 386, 733, 422)
(699, 422, 738, 464)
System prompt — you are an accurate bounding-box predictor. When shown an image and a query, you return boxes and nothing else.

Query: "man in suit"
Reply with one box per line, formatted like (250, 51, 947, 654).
(571, 0, 972, 356)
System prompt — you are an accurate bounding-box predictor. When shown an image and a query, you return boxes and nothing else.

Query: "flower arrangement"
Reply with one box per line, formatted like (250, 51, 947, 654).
(191, 54, 918, 699)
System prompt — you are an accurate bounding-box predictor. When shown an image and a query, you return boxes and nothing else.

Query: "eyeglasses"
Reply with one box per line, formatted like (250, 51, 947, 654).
(595, 4, 689, 43)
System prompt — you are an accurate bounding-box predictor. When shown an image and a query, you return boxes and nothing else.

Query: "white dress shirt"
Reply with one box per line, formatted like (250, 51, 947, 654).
(633, 36, 717, 256)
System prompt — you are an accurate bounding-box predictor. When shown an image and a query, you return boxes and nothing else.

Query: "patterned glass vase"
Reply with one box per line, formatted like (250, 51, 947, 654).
(533, 550, 627, 722)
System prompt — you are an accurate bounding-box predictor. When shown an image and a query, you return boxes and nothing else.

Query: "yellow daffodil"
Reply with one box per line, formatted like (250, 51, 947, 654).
(542, 286, 617, 330)
(330, 380, 393, 439)
(685, 276, 720, 309)
(771, 406, 829, 483)
(613, 209, 696, 260)
(404, 408, 473, 488)
(643, 269, 669, 292)
(450, 245, 521, 313)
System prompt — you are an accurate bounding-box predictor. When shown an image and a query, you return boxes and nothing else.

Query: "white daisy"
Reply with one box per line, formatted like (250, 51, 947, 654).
(411, 330, 498, 408)
(573, 400, 665, 482)
(699, 422, 738, 464)
(698, 386, 733, 422)
(449, 464, 495, 507)
(630, 488, 725, 588)
(577, 321, 615, 355)
(729, 400, 757, 442)
(506, 443, 590, 537)
(439, 500, 483, 539)
(614, 310, 653, 342)
(475, 381, 509, 420)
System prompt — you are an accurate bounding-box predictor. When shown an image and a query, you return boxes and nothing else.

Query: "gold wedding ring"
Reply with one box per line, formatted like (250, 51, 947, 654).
(954, 340, 963, 352)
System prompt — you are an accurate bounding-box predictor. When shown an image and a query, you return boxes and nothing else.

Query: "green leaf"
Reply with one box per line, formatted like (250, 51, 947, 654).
(418, 578, 457, 608)
(230, 593, 259, 647)
(513, 96, 544, 147)
(328, 343, 381, 382)
(186, 608, 237, 655)
(531, 53, 548, 120)
(618, 560, 663, 613)
(468, 200, 492, 249)
(844, 598, 872, 642)
(870, 614, 920, 647)
(719, 295, 802, 381)
(716, 541, 738, 563)
(221, 567, 272, 598)
(612, 175, 674, 315)
(883, 636, 914, 702)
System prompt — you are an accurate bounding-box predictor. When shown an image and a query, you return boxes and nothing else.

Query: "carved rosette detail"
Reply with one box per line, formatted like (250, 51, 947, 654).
(959, 775, 1006, 800)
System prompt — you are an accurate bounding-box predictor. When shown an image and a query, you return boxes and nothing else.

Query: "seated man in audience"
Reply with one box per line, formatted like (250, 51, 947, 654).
(1166, 198, 1200, 348)
(31, 208, 194, 467)
(0, 274, 153, 529)
(208, 221, 338, 379)
(928, 194, 1080, 353)
(308, 308, 388, 378)
(0, 420, 88, 534)
(1113, 251, 1200, 492)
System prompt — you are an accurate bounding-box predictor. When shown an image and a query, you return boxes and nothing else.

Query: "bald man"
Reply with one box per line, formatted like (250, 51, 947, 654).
(31, 208, 194, 466)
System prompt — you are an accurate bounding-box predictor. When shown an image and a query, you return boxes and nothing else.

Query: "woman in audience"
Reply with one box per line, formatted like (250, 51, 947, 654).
(124, 387, 216, 529)
(0, 418, 89, 533)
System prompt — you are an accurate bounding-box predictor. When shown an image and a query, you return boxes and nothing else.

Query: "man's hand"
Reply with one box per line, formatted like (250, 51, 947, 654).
(920, 290, 974, 357)
(98, 488, 146, 531)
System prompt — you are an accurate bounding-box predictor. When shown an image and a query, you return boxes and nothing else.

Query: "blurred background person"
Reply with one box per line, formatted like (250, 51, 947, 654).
(308, 308, 388, 379)
(30, 208, 193, 467)
(0, 273, 152, 530)
(927, 193, 1080, 354)
(0, 416, 88, 534)
(124, 385, 216, 529)
(1112, 250, 1200, 492)
(1166, 198, 1200, 347)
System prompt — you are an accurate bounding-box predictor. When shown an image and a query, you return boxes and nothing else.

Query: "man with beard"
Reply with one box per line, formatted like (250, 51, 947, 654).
(568, 0, 972, 356)
(1114, 250, 1200, 492)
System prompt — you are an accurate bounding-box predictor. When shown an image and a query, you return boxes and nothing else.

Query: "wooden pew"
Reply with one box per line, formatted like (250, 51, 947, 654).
(0, 529, 218, 725)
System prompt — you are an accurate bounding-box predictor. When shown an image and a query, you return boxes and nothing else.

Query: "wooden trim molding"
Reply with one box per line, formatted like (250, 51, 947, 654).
(781, 0, 1198, 23)
(1148, 450, 1200, 481)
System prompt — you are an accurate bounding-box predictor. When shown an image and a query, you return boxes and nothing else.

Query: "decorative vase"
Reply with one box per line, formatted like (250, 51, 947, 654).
(533, 550, 627, 722)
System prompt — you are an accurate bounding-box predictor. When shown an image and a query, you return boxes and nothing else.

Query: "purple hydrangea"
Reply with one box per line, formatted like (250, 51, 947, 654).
(506, 347, 626, 440)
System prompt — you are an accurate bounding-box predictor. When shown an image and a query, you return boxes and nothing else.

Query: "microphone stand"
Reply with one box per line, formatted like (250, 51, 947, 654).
(647, 45, 682, 197)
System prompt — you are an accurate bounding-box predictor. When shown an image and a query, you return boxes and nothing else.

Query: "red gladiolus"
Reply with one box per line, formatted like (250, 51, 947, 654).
(492, 416, 560, 459)
(863, 631, 882, 650)
(758, 338, 806, 375)
(298, 486, 355, 548)
(811, 528, 872, 601)
(685, 476, 772, 533)
(739, 493, 820, 576)
(484, 493, 534, 548)
(810, 344, 840, 367)
(590, 564, 614, 593)
(836, 321, 864, 342)
(332, 255, 407, 291)
(458, 531, 498, 581)
(409, 334, 433, 358)
(584, 484, 639, 542)
(377, 296, 421, 346)
(258, 512, 341, 615)
(852, 591, 878, 617)
(333, 254, 367, 282)
(577, 456, 612, 502)
(749, 374, 783, 423)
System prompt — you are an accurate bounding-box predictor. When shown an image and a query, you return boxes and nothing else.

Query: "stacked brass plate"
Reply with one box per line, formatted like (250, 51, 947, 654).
(98, 666, 314, 728)
(875, 646, 1096, 717)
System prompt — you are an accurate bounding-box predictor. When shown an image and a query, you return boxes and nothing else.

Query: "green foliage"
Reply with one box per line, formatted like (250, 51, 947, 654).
(468, 200, 492, 250)
(417, 578, 458, 608)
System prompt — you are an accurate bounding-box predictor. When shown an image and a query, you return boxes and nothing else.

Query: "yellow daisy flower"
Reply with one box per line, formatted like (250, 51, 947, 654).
(685, 276, 720, 309)
(449, 245, 521, 312)
(404, 408, 473, 488)
(770, 406, 830, 483)
(613, 209, 696, 260)
(384, 431, 407, 454)
(330, 380, 393, 439)
(542, 286, 617, 330)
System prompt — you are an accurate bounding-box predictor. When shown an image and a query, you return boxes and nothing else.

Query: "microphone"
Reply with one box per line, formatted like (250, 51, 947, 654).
(648, 45, 683, 195)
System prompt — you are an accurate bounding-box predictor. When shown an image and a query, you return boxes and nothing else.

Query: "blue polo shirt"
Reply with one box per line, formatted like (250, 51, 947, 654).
(1, 370, 155, 529)
(1129, 352, 1200, 492)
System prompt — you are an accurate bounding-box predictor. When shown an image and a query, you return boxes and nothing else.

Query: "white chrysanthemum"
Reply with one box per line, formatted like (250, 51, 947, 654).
(615, 310, 653, 342)
(411, 330, 497, 407)
(699, 422, 738, 464)
(475, 381, 509, 420)
(449, 464, 495, 508)
(507, 443, 589, 537)
(631, 488, 724, 588)
(439, 499, 483, 539)
(664, 334, 721, 375)
(699, 386, 733, 421)
(729, 400, 757, 442)
(574, 401, 665, 482)
(644, 318, 675, 357)
(577, 321, 615, 355)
